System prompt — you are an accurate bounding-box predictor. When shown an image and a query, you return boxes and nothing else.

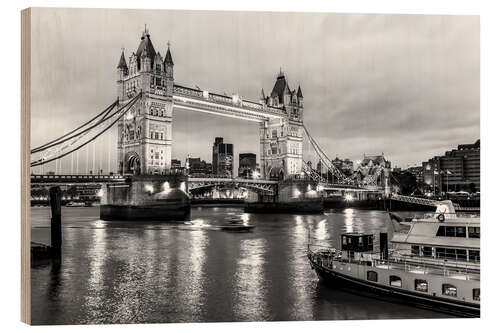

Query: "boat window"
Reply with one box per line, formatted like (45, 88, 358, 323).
(437, 248, 458, 260)
(468, 227, 480, 238)
(456, 227, 466, 238)
(436, 247, 446, 259)
(342, 236, 347, 245)
(445, 227, 456, 237)
(437, 226, 466, 237)
(469, 250, 480, 263)
(389, 275, 402, 287)
(367, 271, 378, 282)
(473, 288, 480, 301)
(422, 246, 433, 258)
(415, 279, 428, 292)
(456, 249, 467, 261)
(411, 245, 419, 256)
(442, 284, 457, 297)
(445, 248, 458, 260)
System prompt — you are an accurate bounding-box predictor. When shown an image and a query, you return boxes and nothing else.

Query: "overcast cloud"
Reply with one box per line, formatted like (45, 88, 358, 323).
(30, 8, 479, 173)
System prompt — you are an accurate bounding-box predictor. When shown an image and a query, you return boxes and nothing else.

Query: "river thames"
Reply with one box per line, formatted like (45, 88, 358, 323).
(30, 206, 451, 324)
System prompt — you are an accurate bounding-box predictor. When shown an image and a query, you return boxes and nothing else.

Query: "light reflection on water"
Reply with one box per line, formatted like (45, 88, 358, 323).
(233, 237, 267, 321)
(30, 206, 450, 324)
(344, 208, 355, 234)
(289, 216, 313, 320)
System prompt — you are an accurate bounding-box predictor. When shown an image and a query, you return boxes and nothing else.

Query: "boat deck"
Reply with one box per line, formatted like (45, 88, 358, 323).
(310, 249, 480, 281)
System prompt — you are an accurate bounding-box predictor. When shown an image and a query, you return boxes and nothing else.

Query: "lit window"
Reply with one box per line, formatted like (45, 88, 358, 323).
(389, 275, 402, 287)
(415, 279, 428, 292)
(442, 284, 457, 297)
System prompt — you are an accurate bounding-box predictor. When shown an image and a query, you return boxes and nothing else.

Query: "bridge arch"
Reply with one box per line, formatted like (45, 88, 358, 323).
(124, 151, 141, 175)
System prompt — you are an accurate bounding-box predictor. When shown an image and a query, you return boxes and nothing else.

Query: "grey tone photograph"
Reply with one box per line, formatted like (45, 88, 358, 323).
(27, 7, 480, 324)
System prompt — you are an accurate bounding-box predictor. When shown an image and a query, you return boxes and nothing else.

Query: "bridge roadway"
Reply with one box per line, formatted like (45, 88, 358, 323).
(30, 174, 376, 192)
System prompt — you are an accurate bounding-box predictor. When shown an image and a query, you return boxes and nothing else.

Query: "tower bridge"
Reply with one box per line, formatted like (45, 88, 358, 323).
(30, 28, 391, 219)
(114, 28, 307, 181)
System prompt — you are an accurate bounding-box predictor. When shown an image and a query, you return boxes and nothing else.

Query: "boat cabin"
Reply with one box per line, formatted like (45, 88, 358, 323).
(341, 233, 374, 252)
(340, 233, 374, 262)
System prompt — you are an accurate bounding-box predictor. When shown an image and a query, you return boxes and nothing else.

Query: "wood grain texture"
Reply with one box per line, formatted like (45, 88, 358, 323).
(21, 7, 31, 325)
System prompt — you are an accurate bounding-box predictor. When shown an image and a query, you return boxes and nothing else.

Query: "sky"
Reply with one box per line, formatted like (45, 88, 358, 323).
(30, 8, 479, 174)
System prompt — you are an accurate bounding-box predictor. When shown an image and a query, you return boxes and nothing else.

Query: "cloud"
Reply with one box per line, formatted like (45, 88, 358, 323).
(30, 9, 479, 173)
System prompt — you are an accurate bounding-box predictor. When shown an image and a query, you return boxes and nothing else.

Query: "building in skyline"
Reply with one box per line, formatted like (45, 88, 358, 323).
(212, 137, 234, 177)
(405, 166, 423, 184)
(187, 157, 212, 176)
(422, 139, 480, 193)
(331, 157, 354, 174)
(171, 159, 182, 170)
(238, 153, 257, 178)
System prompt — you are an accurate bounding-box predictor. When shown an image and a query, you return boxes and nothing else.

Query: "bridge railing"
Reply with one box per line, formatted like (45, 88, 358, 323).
(188, 177, 278, 184)
(30, 174, 126, 184)
(173, 84, 286, 118)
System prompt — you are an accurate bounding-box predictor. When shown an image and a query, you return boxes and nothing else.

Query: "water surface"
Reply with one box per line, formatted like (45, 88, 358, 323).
(31, 206, 449, 324)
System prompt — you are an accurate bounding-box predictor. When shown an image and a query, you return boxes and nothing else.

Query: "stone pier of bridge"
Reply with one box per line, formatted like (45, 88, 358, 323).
(100, 174, 191, 221)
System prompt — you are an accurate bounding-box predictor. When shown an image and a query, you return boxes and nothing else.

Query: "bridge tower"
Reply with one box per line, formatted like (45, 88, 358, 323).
(116, 28, 174, 175)
(259, 70, 304, 180)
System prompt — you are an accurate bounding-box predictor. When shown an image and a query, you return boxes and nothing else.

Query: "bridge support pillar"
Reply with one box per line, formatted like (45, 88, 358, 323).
(100, 174, 191, 221)
(244, 178, 323, 214)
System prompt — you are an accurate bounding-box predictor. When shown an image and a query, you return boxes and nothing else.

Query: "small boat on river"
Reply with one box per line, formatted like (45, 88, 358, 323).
(216, 216, 255, 232)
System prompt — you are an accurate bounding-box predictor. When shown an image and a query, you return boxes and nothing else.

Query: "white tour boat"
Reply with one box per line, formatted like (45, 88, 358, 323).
(307, 200, 480, 317)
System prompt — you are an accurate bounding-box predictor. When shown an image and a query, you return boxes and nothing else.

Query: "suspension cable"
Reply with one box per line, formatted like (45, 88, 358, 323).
(31, 99, 123, 154)
(302, 159, 327, 183)
(31, 94, 141, 167)
(31, 99, 118, 153)
(302, 125, 351, 184)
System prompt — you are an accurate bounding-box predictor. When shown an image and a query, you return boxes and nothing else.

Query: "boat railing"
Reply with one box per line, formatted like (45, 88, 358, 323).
(415, 212, 480, 220)
(308, 247, 480, 280)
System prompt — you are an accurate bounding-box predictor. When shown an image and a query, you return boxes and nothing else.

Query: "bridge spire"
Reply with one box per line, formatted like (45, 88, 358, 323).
(278, 66, 284, 78)
(117, 48, 128, 70)
(297, 85, 303, 98)
(164, 41, 174, 66)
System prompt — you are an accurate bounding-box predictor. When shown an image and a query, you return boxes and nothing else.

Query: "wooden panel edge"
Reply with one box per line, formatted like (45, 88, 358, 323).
(21, 7, 31, 325)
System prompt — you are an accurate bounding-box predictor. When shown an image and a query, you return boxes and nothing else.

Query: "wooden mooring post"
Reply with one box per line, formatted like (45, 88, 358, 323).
(49, 186, 62, 259)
